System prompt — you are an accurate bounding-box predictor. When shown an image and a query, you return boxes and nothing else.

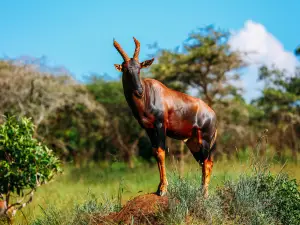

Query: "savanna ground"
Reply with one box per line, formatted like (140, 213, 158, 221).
(9, 148, 300, 225)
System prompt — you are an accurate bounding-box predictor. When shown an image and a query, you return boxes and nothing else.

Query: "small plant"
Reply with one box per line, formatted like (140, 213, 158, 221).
(0, 115, 62, 223)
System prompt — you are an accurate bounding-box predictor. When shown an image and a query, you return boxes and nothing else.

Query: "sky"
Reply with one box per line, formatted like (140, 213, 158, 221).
(0, 0, 299, 102)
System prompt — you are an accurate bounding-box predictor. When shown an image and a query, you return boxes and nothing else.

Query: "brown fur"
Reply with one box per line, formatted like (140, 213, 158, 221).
(113, 37, 217, 197)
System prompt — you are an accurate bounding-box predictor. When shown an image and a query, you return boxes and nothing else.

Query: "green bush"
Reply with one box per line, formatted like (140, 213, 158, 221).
(0, 115, 61, 218)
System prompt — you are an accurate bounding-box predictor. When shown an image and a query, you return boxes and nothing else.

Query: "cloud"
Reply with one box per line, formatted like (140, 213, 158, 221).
(228, 20, 298, 101)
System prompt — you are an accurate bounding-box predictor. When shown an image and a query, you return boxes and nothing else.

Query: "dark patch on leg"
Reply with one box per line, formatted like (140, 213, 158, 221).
(191, 151, 204, 164)
(155, 122, 166, 150)
(192, 140, 210, 164)
(146, 125, 165, 150)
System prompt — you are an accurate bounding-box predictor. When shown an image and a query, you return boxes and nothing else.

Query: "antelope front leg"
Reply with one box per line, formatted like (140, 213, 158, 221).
(153, 147, 168, 196)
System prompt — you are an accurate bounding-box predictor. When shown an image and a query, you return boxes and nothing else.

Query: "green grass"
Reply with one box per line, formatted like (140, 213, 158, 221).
(159, 159, 300, 225)
(11, 154, 300, 225)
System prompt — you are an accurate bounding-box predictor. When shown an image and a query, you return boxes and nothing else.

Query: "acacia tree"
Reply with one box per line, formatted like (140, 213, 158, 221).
(0, 115, 61, 223)
(150, 25, 246, 106)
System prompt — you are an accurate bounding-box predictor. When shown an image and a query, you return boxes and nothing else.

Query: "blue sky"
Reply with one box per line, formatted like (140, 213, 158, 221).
(0, 0, 299, 101)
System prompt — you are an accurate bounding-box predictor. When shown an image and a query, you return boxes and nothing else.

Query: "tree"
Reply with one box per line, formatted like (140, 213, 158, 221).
(253, 64, 300, 161)
(150, 25, 246, 106)
(0, 60, 107, 165)
(0, 60, 77, 129)
(0, 115, 61, 223)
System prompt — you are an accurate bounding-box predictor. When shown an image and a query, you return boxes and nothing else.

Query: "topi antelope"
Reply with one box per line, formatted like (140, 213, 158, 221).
(113, 37, 217, 197)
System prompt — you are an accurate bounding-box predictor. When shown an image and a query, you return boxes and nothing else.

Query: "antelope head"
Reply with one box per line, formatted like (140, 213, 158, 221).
(113, 37, 154, 96)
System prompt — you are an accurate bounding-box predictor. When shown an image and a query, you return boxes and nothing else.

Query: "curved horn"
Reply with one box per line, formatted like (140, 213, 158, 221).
(113, 39, 130, 62)
(133, 37, 140, 61)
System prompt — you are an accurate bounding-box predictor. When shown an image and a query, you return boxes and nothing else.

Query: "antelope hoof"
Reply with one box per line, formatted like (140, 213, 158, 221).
(156, 183, 168, 196)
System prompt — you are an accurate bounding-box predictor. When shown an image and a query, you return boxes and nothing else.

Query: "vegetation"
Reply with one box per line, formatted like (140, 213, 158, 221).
(252, 65, 300, 160)
(159, 160, 300, 225)
(150, 26, 246, 106)
(0, 115, 61, 223)
(0, 60, 107, 167)
(0, 26, 299, 166)
(9, 158, 299, 225)
(0, 24, 299, 224)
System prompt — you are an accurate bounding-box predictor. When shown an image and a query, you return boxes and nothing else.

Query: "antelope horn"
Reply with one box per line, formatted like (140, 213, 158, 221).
(133, 37, 140, 61)
(113, 39, 130, 62)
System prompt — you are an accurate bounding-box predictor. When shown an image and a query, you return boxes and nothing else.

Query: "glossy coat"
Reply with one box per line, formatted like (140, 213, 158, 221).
(113, 38, 217, 197)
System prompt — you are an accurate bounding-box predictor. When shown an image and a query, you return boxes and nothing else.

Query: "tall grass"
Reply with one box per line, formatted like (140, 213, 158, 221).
(158, 154, 300, 225)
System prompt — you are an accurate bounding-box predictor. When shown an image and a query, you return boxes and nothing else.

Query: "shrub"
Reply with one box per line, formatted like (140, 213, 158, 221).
(217, 163, 300, 225)
(0, 115, 62, 221)
(158, 173, 223, 225)
(160, 162, 300, 225)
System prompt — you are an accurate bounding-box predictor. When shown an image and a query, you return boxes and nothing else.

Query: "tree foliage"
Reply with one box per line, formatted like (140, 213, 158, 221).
(252, 64, 300, 159)
(0, 115, 61, 219)
(0, 60, 107, 165)
(0, 27, 299, 167)
(150, 25, 246, 106)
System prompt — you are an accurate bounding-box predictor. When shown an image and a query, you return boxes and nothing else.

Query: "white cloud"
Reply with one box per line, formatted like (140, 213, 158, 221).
(228, 20, 298, 102)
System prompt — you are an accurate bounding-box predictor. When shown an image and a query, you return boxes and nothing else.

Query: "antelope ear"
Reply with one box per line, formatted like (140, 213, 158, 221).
(114, 64, 123, 72)
(140, 58, 154, 68)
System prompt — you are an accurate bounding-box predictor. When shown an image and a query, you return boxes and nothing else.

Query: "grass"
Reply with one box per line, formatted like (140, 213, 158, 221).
(159, 159, 300, 225)
(9, 152, 300, 225)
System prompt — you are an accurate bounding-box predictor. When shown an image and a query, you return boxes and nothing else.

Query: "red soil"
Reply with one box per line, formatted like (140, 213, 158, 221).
(98, 193, 169, 225)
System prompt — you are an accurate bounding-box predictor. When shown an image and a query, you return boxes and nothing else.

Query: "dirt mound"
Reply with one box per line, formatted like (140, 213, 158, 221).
(98, 193, 168, 225)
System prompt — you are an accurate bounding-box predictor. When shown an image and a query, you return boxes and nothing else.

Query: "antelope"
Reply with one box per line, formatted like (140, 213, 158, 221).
(113, 37, 217, 197)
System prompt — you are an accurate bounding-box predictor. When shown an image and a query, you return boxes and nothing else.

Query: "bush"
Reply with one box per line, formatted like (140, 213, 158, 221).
(159, 162, 300, 225)
(0, 115, 61, 219)
(217, 166, 300, 225)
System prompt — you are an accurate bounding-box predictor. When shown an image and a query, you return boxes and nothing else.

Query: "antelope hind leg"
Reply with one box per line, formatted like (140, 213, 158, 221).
(185, 136, 213, 198)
